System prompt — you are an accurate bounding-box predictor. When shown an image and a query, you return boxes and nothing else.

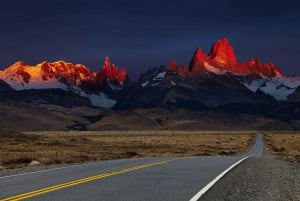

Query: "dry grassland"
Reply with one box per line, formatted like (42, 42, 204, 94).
(0, 130, 255, 169)
(264, 131, 300, 163)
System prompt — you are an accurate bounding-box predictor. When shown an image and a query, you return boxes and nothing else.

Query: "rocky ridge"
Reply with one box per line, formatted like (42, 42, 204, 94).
(0, 57, 129, 107)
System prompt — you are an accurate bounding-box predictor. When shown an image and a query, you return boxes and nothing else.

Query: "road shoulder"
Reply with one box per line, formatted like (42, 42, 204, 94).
(200, 156, 300, 201)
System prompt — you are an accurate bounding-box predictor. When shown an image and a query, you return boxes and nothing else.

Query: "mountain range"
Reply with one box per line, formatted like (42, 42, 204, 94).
(0, 37, 300, 130)
(0, 57, 130, 107)
(116, 37, 300, 109)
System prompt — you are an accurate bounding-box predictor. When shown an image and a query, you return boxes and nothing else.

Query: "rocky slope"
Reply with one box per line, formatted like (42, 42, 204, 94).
(115, 66, 276, 110)
(0, 79, 13, 93)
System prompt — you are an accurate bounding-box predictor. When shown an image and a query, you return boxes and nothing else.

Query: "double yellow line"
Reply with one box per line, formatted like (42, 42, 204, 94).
(1, 160, 169, 201)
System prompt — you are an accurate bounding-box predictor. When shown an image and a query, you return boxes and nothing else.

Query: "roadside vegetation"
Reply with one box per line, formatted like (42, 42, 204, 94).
(264, 131, 300, 163)
(0, 130, 254, 169)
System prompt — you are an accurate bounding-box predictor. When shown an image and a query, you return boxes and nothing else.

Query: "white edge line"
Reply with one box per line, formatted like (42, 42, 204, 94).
(0, 161, 101, 179)
(189, 156, 249, 201)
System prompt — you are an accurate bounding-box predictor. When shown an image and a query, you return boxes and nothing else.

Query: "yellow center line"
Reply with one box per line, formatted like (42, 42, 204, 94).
(0, 160, 171, 201)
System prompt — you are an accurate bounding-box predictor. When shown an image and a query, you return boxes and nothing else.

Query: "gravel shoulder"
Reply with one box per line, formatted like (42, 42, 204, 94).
(200, 155, 300, 201)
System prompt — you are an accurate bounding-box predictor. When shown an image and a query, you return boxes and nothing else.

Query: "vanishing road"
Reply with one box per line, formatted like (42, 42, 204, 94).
(0, 134, 263, 201)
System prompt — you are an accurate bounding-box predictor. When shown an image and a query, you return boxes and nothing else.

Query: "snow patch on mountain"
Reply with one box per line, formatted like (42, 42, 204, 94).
(0, 58, 129, 108)
(141, 80, 149, 87)
(3, 77, 67, 91)
(203, 62, 226, 75)
(151, 83, 159, 87)
(108, 82, 122, 91)
(81, 92, 116, 108)
(259, 81, 295, 100)
(243, 79, 266, 92)
(0, 62, 67, 90)
(153, 72, 166, 80)
(243, 76, 300, 100)
(276, 76, 300, 88)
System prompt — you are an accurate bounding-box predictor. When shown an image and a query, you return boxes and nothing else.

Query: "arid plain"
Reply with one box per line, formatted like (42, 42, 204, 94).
(1, 130, 299, 170)
(0, 131, 255, 169)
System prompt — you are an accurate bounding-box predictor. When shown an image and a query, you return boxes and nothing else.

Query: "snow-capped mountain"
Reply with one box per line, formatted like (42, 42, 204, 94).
(127, 37, 300, 104)
(115, 37, 300, 110)
(188, 38, 300, 101)
(116, 64, 276, 110)
(1, 37, 299, 109)
(241, 75, 300, 100)
(0, 57, 129, 107)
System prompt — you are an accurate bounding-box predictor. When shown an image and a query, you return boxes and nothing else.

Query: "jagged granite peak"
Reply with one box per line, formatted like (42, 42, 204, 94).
(189, 48, 209, 73)
(0, 57, 129, 108)
(99, 56, 128, 84)
(132, 37, 298, 103)
(168, 60, 189, 75)
(186, 37, 283, 77)
(104, 56, 111, 68)
(208, 37, 238, 69)
(238, 59, 282, 77)
(168, 59, 178, 71)
(179, 64, 189, 75)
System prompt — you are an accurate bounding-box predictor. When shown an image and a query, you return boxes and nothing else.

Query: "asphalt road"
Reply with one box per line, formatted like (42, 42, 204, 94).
(0, 134, 263, 201)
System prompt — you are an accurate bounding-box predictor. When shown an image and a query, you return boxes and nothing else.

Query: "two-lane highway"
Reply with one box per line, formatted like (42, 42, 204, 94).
(0, 134, 263, 201)
(245, 132, 263, 158)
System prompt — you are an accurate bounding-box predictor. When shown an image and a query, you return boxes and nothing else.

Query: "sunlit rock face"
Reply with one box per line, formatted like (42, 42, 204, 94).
(98, 57, 127, 85)
(189, 48, 209, 73)
(209, 37, 238, 69)
(156, 37, 294, 103)
(0, 57, 128, 90)
(168, 59, 178, 71)
(168, 59, 189, 75)
(238, 59, 282, 77)
(187, 37, 282, 77)
(0, 57, 129, 107)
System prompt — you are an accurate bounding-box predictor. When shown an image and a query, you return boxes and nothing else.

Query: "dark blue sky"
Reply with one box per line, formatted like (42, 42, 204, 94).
(1, 0, 300, 80)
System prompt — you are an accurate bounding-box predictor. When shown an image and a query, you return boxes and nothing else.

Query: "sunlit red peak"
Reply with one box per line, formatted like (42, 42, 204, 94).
(189, 48, 209, 72)
(99, 57, 127, 84)
(209, 37, 238, 68)
(184, 37, 284, 77)
(0, 58, 129, 90)
(168, 59, 188, 75)
(249, 58, 261, 65)
(104, 57, 111, 68)
(194, 48, 209, 62)
(8, 61, 27, 70)
(178, 64, 189, 75)
(168, 59, 178, 71)
(15, 61, 27, 66)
